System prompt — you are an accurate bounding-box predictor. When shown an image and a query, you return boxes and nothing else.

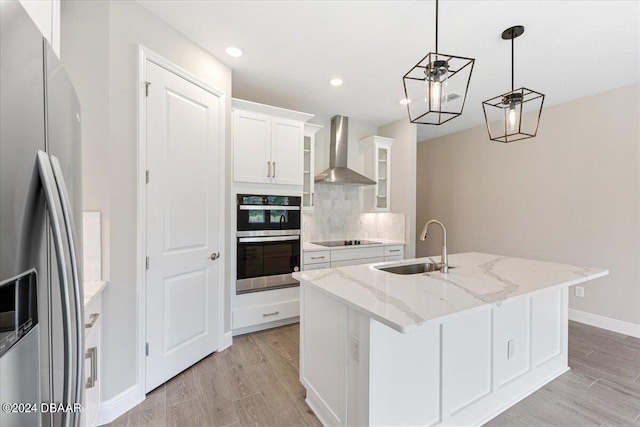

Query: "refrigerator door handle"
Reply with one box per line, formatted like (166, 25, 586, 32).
(36, 150, 74, 427)
(50, 155, 84, 427)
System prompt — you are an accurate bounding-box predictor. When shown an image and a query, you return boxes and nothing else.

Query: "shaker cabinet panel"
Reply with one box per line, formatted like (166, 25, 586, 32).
(271, 119, 304, 185)
(233, 110, 271, 183)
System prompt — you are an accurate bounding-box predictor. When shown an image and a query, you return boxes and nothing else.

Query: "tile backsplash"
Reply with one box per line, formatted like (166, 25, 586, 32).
(302, 184, 405, 242)
(359, 212, 405, 241)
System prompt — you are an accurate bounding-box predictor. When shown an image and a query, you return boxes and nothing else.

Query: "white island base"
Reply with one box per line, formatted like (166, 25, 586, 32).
(302, 284, 568, 426)
(296, 253, 608, 426)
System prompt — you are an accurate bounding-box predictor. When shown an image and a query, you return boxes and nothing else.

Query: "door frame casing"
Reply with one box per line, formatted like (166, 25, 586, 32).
(136, 45, 226, 398)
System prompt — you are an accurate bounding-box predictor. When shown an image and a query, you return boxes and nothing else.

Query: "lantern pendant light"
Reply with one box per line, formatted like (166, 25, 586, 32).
(482, 26, 545, 143)
(402, 0, 475, 125)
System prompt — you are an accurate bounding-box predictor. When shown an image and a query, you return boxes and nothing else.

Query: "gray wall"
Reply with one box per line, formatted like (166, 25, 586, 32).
(61, 0, 232, 402)
(417, 83, 640, 326)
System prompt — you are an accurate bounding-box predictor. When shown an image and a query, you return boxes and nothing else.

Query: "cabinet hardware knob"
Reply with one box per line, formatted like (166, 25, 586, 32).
(210, 252, 220, 261)
(267, 161, 271, 178)
(263, 311, 279, 317)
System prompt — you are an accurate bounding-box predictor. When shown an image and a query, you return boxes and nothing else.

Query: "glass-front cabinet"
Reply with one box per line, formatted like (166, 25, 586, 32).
(360, 135, 394, 212)
(302, 123, 323, 212)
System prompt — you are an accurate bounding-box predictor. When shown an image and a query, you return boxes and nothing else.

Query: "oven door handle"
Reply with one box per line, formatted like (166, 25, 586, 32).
(238, 205, 300, 211)
(238, 235, 300, 243)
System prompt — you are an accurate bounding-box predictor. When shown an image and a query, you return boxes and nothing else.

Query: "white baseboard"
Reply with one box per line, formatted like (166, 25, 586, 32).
(221, 331, 233, 350)
(97, 384, 143, 426)
(569, 309, 640, 338)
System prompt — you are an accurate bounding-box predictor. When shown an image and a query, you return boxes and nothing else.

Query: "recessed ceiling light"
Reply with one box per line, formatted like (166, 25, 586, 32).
(225, 47, 243, 58)
(330, 78, 343, 87)
(399, 98, 411, 105)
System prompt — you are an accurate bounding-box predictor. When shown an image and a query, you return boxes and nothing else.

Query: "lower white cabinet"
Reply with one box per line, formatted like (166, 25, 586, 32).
(233, 300, 300, 330)
(233, 243, 405, 335)
(232, 286, 301, 335)
(384, 245, 404, 259)
(303, 243, 405, 270)
(83, 293, 102, 427)
(330, 258, 384, 268)
(330, 246, 383, 263)
(304, 262, 330, 270)
(303, 250, 330, 266)
(300, 284, 569, 427)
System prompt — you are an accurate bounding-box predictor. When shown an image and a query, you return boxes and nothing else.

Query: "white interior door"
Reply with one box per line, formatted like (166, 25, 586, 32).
(145, 61, 221, 392)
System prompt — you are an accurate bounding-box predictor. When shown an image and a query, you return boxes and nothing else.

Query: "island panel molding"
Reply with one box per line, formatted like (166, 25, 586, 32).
(493, 297, 531, 388)
(295, 252, 607, 426)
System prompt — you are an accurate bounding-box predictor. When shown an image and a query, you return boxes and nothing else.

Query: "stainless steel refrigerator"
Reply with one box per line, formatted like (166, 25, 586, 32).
(0, 1, 84, 426)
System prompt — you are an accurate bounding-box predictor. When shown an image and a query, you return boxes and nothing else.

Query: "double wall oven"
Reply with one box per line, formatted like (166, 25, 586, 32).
(236, 194, 301, 294)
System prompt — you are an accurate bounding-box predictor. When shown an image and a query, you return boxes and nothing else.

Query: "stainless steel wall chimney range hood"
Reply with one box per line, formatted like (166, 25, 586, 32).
(314, 115, 376, 186)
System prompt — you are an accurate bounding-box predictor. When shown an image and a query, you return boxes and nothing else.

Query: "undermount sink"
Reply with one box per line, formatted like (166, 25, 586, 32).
(375, 262, 454, 275)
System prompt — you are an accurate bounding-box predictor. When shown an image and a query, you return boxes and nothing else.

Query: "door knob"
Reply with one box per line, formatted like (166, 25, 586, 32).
(210, 252, 220, 261)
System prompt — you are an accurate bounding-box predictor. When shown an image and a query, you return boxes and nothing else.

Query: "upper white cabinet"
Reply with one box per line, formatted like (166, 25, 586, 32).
(233, 109, 271, 183)
(303, 123, 323, 211)
(360, 136, 394, 212)
(232, 99, 312, 186)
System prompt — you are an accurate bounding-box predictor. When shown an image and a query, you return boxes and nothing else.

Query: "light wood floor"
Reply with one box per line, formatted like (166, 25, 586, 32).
(109, 321, 640, 427)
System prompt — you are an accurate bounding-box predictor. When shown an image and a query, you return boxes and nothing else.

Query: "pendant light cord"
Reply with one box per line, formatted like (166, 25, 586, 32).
(511, 30, 515, 92)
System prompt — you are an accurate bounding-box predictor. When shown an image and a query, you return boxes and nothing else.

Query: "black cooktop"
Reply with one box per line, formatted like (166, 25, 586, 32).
(311, 239, 380, 247)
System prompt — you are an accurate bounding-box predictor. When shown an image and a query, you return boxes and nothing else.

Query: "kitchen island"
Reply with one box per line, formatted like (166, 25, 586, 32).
(292, 252, 608, 427)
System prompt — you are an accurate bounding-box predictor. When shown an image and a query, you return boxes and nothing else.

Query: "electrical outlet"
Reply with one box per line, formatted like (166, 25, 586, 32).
(360, 220, 365, 229)
(575, 286, 585, 298)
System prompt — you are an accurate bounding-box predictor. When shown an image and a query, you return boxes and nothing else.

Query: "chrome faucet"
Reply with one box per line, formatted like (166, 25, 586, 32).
(420, 219, 448, 273)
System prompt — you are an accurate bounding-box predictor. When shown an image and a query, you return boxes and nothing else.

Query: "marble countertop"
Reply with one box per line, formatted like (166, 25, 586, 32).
(292, 252, 608, 334)
(84, 281, 108, 307)
(303, 239, 405, 252)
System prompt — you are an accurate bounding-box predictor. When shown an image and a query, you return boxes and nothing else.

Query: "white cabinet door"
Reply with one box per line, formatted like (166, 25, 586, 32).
(271, 118, 303, 185)
(84, 323, 100, 427)
(83, 294, 102, 427)
(233, 110, 271, 183)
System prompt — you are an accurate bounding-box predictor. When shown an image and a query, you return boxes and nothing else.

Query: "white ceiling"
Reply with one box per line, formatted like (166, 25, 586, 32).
(137, 1, 640, 141)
